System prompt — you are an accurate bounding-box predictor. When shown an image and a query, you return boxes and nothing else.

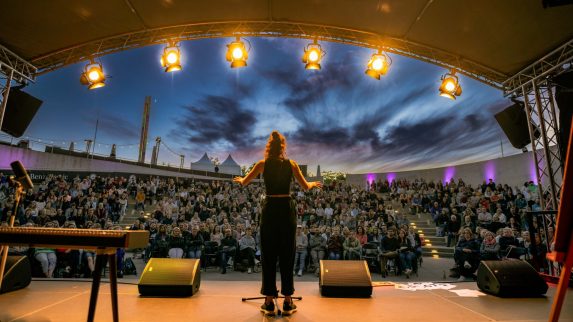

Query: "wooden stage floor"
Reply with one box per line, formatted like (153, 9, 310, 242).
(0, 279, 572, 322)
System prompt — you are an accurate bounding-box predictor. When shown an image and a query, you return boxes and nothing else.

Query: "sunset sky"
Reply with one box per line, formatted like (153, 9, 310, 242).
(19, 37, 514, 174)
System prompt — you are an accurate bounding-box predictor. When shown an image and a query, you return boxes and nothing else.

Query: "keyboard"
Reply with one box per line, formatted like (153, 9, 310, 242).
(0, 227, 149, 249)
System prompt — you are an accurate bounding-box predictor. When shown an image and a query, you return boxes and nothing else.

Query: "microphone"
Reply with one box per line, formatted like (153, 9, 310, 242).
(10, 161, 33, 190)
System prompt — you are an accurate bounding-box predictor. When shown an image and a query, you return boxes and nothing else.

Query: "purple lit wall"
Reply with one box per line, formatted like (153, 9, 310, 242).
(366, 173, 376, 185)
(484, 161, 496, 182)
(529, 159, 538, 184)
(443, 166, 456, 183)
(386, 172, 396, 183)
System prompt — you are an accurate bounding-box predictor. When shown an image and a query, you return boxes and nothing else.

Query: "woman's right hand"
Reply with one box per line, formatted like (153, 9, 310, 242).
(309, 181, 323, 190)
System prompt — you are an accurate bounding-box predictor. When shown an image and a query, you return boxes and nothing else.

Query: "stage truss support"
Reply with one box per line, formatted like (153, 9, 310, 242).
(522, 81, 563, 210)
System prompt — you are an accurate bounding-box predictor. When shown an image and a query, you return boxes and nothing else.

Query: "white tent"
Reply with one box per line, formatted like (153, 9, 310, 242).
(219, 154, 242, 175)
(191, 152, 214, 172)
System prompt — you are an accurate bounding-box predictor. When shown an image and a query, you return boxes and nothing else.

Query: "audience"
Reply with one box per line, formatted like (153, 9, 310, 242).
(0, 171, 556, 282)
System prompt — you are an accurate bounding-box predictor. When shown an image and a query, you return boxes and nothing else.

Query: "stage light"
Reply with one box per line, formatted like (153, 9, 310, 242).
(365, 50, 392, 80)
(79, 59, 105, 90)
(439, 69, 462, 100)
(160, 42, 182, 73)
(226, 37, 248, 68)
(302, 40, 325, 70)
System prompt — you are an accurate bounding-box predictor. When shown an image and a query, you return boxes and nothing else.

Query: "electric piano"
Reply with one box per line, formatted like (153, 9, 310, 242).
(0, 227, 149, 322)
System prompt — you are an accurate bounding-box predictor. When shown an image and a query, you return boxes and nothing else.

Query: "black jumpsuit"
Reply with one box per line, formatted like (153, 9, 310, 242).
(260, 158, 297, 296)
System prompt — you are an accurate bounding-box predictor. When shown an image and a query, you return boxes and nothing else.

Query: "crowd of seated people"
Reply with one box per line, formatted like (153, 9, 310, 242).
(369, 177, 555, 280)
(0, 173, 130, 278)
(0, 172, 556, 281)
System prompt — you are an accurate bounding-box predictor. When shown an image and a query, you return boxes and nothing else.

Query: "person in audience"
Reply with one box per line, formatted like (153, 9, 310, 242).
(239, 227, 257, 274)
(168, 227, 186, 258)
(407, 226, 423, 264)
(453, 228, 480, 281)
(309, 225, 326, 275)
(34, 226, 57, 279)
(294, 225, 308, 276)
(379, 228, 400, 277)
(480, 230, 500, 260)
(219, 228, 237, 274)
(397, 229, 416, 277)
(498, 227, 524, 259)
(356, 226, 368, 246)
(343, 230, 361, 260)
(446, 214, 461, 247)
(186, 225, 204, 259)
(327, 227, 344, 260)
(210, 225, 223, 246)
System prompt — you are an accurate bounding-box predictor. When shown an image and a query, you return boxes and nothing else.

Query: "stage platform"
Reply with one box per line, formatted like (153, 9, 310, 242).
(0, 279, 572, 322)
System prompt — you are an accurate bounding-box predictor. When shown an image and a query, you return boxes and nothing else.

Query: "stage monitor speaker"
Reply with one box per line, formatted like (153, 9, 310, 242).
(1, 88, 43, 138)
(495, 102, 539, 149)
(138, 258, 201, 297)
(477, 260, 548, 297)
(0, 255, 32, 294)
(319, 260, 372, 298)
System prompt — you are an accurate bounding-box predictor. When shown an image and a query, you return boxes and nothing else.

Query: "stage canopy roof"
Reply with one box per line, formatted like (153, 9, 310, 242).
(1, 0, 572, 91)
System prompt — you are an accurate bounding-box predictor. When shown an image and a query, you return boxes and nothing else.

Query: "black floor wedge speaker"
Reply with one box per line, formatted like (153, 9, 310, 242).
(138, 258, 201, 297)
(319, 260, 372, 298)
(477, 260, 548, 297)
(1, 255, 32, 294)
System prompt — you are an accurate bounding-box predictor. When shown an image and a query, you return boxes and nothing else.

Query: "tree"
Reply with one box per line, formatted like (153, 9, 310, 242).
(321, 170, 346, 185)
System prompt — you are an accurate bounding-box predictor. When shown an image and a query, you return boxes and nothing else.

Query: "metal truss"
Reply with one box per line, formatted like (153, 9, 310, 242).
(522, 81, 563, 210)
(505, 38, 573, 96)
(0, 43, 37, 85)
(30, 21, 507, 89)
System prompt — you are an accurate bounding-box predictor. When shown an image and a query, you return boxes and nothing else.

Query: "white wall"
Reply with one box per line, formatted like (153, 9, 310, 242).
(0, 144, 223, 180)
(346, 149, 561, 188)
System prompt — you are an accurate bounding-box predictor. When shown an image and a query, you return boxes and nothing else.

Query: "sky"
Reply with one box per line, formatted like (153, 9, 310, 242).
(17, 37, 515, 175)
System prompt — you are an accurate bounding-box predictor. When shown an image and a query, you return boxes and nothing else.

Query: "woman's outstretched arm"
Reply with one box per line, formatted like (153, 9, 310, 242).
(233, 160, 264, 186)
(290, 159, 322, 191)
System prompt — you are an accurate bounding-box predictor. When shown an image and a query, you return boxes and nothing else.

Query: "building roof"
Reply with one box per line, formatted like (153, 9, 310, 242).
(1, 1, 572, 89)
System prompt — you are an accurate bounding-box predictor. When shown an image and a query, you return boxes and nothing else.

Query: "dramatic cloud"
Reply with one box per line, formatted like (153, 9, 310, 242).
(82, 113, 139, 141)
(26, 38, 512, 172)
(170, 95, 257, 151)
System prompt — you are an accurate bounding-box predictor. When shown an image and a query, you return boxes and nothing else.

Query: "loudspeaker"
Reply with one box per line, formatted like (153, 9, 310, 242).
(319, 260, 372, 297)
(138, 258, 201, 297)
(477, 260, 548, 297)
(1, 255, 32, 294)
(554, 70, 573, 161)
(1, 88, 43, 138)
(495, 102, 540, 149)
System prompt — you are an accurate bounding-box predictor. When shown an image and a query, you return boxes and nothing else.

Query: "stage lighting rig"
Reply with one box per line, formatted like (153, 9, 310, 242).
(365, 49, 392, 80)
(439, 69, 462, 100)
(160, 42, 182, 73)
(79, 59, 106, 90)
(302, 39, 325, 70)
(226, 37, 249, 68)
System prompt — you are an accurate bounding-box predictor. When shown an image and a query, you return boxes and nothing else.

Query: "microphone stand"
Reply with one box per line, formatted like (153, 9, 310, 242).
(0, 181, 23, 291)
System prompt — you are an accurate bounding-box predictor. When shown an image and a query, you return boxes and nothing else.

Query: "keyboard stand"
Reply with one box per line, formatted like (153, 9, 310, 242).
(87, 248, 119, 322)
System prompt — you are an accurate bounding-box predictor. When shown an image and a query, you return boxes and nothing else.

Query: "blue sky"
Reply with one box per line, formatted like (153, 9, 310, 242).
(21, 37, 514, 174)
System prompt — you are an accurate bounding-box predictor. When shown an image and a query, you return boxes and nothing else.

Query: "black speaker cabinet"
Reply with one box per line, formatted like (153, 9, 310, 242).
(138, 258, 201, 297)
(1, 255, 32, 294)
(319, 260, 372, 298)
(477, 260, 548, 297)
(494, 102, 539, 149)
(1, 89, 43, 138)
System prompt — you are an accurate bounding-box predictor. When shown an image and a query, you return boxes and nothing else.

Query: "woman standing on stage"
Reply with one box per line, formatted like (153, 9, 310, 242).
(233, 131, 322, 316)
